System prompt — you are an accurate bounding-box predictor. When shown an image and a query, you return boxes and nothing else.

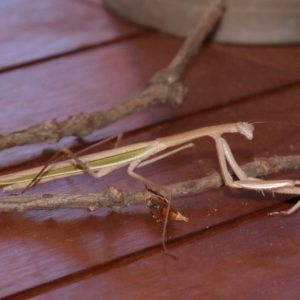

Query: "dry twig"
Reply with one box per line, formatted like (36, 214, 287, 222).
(0, 155, 299, 214)
(0, 0, 225, 151)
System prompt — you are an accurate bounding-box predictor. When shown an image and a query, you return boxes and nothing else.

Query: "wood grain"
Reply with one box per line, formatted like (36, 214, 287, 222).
(31, 202, 300, 299)
(0, 0, 144, 71)
(1, 1, 300, 299)
(1, 92, 300, 298)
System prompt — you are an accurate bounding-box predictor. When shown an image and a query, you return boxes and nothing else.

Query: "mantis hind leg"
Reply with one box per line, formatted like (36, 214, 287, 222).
(128, 142, 200, 257)
(75, 133, 123, 156)
(21, 147, 98, 193)
(21, 134, 123, 194)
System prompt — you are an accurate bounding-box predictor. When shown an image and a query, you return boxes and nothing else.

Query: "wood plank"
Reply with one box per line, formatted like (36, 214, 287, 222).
(2, 8, 300, 296)
(0, 0, 144, 70)
(212, 44, 300, 75)
(1, 87, 300, 298)
(29, 202, 300, 299)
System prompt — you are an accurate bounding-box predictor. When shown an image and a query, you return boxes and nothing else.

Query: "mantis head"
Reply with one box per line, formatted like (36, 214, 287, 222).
(236, 122, 254, 140)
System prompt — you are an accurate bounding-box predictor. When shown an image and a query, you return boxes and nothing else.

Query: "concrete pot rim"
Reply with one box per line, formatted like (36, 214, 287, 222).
(103, 0, 300, 45)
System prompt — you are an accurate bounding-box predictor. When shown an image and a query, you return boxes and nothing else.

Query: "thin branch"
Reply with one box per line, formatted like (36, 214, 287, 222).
(0, 0, 226, 151)
(150, 0, 226, 84)
(0, 154, 299, 214)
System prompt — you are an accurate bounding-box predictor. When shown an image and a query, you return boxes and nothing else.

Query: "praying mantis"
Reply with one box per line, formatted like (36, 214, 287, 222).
(0, 122, 299, 254)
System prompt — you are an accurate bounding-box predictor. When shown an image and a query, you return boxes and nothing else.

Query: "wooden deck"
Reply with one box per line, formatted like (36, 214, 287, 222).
(1, 1, 300, 299)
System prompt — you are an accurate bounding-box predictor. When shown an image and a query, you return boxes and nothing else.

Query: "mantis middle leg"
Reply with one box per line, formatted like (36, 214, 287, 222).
(128, 142, 199, 257)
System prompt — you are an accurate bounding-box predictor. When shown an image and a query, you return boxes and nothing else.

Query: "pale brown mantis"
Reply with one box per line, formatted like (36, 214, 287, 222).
(0, 122, 299, 254)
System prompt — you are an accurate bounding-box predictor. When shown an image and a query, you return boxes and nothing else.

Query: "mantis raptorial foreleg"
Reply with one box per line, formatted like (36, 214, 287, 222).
(212, 135, 300, 215)
(270, 200, 300, 215)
